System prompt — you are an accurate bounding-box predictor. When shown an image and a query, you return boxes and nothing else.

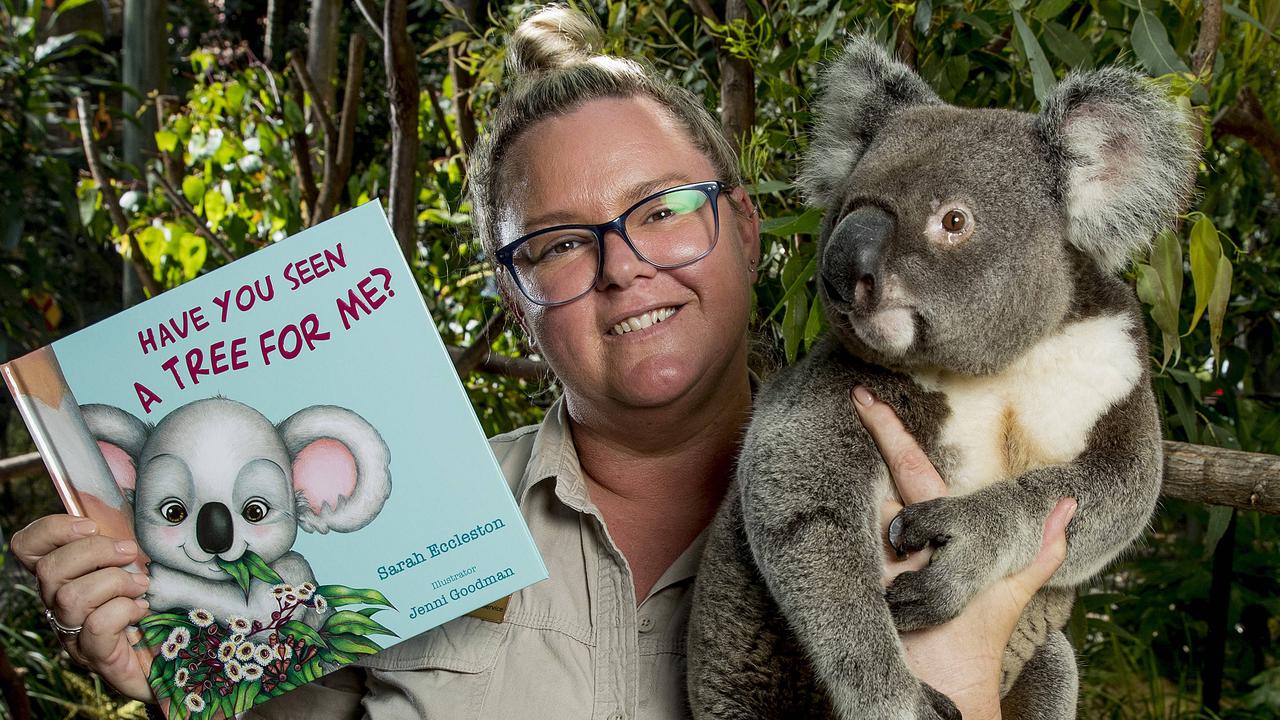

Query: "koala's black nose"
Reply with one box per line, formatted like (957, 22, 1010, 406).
(196, 502, 234, 555)
(822, 205, 895, 310)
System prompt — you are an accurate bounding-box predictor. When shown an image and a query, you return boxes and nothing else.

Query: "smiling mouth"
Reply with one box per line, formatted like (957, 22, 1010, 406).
(608, 306, 680, 336)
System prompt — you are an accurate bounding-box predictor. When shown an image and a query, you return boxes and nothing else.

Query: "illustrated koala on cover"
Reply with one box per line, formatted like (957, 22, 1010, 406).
(688, 38, 1199, 719)
(83, 397, 392, 630)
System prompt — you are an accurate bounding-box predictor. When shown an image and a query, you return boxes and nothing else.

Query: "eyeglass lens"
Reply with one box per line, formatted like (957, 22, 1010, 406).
(511, 186, 718, 305)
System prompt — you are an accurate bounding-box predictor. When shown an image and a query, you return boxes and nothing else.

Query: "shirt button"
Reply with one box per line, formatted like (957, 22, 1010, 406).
(638, 615, 654, 633)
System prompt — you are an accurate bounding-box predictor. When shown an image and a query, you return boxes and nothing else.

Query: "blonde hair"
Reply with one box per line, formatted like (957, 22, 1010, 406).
(468, 4, 741, 262)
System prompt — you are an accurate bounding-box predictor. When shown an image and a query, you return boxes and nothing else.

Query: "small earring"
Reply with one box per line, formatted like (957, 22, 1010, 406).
(748, 260, 757, 274)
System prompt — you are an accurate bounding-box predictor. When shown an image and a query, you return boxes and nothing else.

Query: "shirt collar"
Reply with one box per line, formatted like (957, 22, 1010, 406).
(516, 395, 593, 511)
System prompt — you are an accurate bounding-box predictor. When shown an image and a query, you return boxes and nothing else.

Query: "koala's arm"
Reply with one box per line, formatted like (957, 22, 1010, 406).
(887, 376, 1161, 628)
(740, 343, 957, 719)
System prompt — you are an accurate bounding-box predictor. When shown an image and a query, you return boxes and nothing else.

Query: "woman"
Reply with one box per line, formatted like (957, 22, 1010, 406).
(11, 6, 1073, 719)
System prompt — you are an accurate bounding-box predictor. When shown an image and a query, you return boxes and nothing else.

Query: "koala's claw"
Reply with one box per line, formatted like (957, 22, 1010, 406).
(888, 500, 953, 557)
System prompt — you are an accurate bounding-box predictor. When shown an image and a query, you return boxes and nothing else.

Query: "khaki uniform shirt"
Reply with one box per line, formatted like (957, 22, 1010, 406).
(249, 396, 704, 720)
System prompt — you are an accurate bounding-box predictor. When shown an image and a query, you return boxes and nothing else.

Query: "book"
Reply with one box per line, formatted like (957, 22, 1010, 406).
(2, 201, 548, 719)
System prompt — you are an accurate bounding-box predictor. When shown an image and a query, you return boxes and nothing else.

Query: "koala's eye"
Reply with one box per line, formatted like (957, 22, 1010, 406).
(159, 500, 187, 524)
(942, 209, 968, 233)
(242, 499, 269, 523)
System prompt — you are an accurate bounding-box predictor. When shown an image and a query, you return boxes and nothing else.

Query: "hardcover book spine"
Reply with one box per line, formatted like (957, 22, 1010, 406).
(3, 346, 158, 709)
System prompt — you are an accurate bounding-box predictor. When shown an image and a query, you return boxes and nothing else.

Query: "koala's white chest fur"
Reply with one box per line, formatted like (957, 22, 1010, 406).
(912, 314, 1141, 496)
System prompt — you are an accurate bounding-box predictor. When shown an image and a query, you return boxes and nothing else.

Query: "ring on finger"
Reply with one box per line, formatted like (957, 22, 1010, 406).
(44, 608, 83, 640)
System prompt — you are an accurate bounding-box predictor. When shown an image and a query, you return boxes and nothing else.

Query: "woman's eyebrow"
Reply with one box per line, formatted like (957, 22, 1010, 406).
(521, 172, 695, 231)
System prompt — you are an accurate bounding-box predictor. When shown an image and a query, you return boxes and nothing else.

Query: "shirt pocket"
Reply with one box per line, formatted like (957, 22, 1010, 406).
(358, 615, 508, 720)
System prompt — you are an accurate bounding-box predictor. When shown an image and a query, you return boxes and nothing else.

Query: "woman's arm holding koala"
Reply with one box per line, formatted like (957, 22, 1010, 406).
(856, 387, 1075, 720)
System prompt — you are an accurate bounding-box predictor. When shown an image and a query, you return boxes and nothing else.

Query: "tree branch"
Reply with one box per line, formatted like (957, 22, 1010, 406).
(75, 96, 161, 298)
(719, 0, 755, 152)
(311, 33, 366, 225)
(287, 80, 320, 212)
(1213, 86, 1280, 184)
(352, 0, 385, 42)
(1192, 0, 1223, 78)
(447, 347, 547, 381)
(152, 171, 236, 263)
(1161, 441, 1280, 515)
(425, 84, 460, 157)
(384, 0, 420, 257)
(453, 309, 508, 378)
(288, 51, 337, 145)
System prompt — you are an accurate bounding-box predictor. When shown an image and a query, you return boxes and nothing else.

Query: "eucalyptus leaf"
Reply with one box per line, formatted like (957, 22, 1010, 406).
(783, 291, 808, 363)
(1207, 254, 1233, 372)
(1187, 215, 1221, 332)
(913, 0, 933, 34)
(1203, 506, 1234, 559)
(317, 584, 396, 608)
(1131, 8, 1190, 76)
(216, 556, 253, 598)
(282, 619, 328, 648)
(1011, 11, 1057, 105)
(1224, 4, 1280, 40)
(1042, 21, 1094, 68)
(326, 634, 384, 655)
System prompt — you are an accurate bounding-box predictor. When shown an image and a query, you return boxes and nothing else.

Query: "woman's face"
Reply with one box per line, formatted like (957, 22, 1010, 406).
(498, 96, 760, 415)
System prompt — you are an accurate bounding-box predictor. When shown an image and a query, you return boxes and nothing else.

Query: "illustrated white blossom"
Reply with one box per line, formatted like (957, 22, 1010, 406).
(236, 641, 256, 662)
(187, 608, 214, 628)
(229, 616, 252, 635)
(313, 595, 328, 613)
(184, 692, 205, 712)
(225, 660, 244, 682)
(217, 640, 236, 662)
(243, 663, 264, 681)
(254, 643, 274, 665)
(174, 667, 190, 686)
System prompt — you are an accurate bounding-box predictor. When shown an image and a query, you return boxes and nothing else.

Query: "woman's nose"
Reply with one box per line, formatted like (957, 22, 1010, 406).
(595, 228, 657, 291)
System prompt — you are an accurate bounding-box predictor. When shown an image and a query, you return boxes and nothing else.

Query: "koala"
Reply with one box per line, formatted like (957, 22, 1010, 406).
(83, 397, 392, 631)
(688, 38, 1199, 720)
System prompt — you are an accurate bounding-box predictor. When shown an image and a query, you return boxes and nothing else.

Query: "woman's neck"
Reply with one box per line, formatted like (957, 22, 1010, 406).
(565, 367, 753, 601)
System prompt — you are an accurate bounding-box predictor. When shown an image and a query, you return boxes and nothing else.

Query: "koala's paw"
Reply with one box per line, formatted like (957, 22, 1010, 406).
(886, 496, 996, 630)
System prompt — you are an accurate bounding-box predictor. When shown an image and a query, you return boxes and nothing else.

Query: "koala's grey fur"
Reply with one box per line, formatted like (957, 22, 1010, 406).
(688, 37, 1198, 720)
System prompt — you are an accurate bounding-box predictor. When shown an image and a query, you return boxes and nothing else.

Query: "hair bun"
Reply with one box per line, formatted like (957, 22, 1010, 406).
(506, 5, 605, 77)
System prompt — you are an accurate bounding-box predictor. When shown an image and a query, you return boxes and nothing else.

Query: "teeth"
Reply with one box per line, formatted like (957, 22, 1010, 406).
(611, 307, 677, 336)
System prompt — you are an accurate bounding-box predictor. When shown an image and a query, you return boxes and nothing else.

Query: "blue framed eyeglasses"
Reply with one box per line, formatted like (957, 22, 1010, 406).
(494, 181, 729, 306)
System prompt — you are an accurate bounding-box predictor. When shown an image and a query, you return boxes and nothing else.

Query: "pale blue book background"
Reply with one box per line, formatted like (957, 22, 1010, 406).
(50, 201, 547, 637)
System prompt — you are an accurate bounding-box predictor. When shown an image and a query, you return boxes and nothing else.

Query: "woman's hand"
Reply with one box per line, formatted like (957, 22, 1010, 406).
(10, 515, 153, 701)
(852, 386, 1075, 720)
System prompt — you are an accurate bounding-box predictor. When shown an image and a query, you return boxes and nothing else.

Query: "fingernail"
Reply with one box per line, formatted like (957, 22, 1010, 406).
(131, 572, 150, 588)
(135, 598, 150, 610)
(1065, 498, 1078, 521)
(126, 627, 142, 644)
(115, 540, 138, 555)
(72, 520, 97, 535)
(853, 386, 874, 407)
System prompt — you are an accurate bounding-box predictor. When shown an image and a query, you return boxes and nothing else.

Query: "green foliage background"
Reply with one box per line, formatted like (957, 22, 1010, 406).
(2, 0, 1279, 717)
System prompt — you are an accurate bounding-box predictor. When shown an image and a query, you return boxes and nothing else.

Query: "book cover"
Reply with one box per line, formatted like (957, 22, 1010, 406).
(2, 201, 548, 719)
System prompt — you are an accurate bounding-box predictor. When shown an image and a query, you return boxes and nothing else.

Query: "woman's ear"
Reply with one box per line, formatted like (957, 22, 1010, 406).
(730, 186, 762, 276)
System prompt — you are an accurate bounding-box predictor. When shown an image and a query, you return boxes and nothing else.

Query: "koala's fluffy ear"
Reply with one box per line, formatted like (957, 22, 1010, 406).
(799, 35, 941, 208)
(1037, 68, 1200, 272)
(81, 403, 150, 500)
(278, 405, 392, 534)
